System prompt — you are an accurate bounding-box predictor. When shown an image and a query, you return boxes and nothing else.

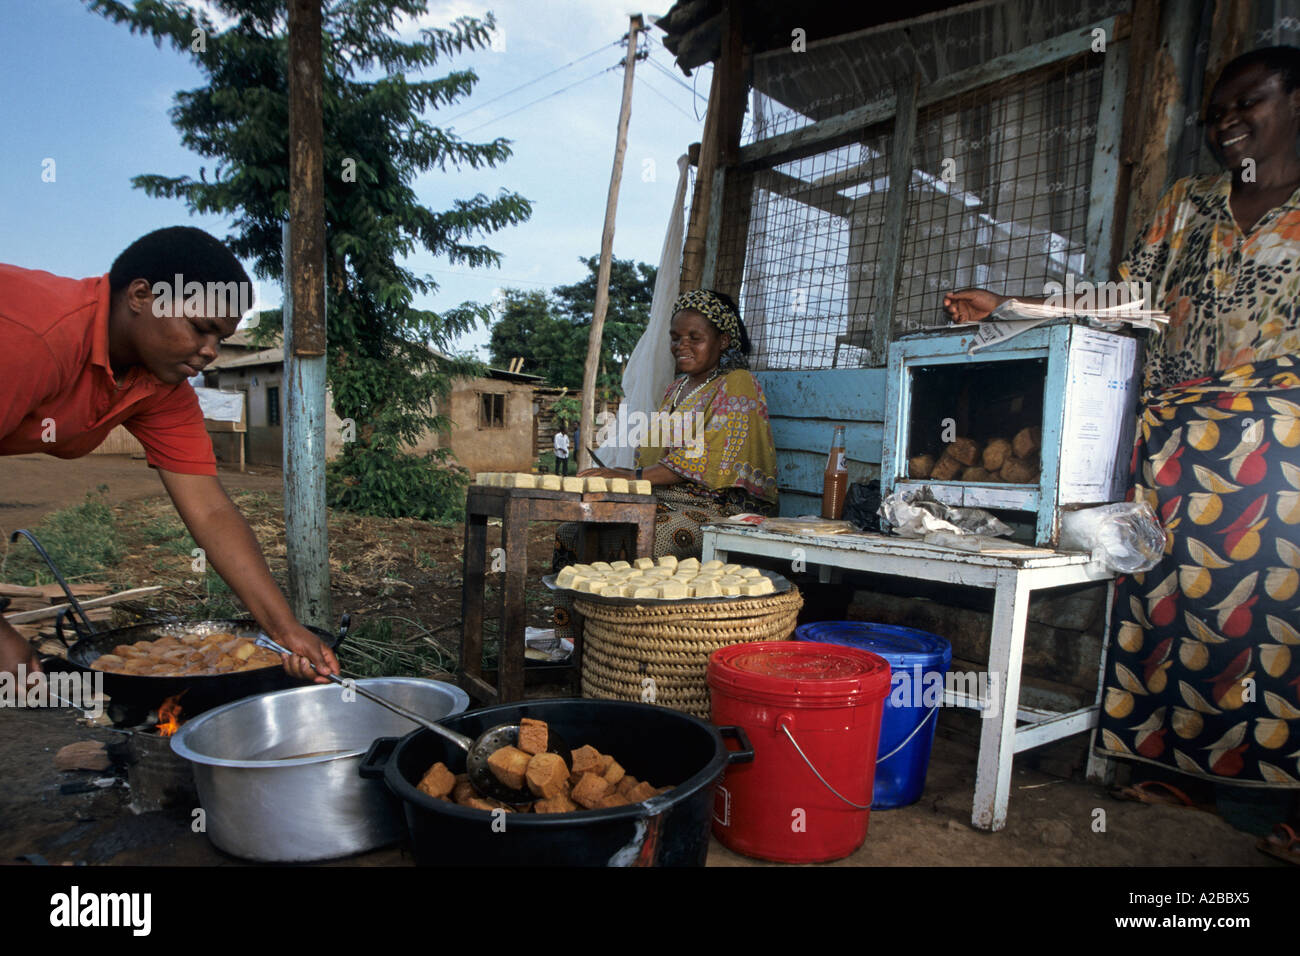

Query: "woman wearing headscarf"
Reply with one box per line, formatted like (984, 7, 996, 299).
(550, 289, 778, 638)
(946, 48, 1300, 839)
(579, 288, 778, 552)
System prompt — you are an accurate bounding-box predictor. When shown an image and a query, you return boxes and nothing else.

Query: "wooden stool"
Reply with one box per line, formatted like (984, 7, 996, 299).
(458, 486, 657, 705)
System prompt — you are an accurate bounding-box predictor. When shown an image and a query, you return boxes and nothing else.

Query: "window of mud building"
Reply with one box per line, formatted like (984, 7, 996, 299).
(479, 392, 506, 429)
(267, 385, 281, 427)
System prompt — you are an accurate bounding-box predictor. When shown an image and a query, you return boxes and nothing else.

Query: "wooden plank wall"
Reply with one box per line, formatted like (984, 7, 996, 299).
(89, 425, 145, 457)
(756, 368, 886, 515)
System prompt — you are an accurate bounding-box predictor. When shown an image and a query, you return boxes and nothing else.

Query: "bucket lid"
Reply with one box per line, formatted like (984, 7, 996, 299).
(707, 640, 891, 706)
(794, 622, 952, 671)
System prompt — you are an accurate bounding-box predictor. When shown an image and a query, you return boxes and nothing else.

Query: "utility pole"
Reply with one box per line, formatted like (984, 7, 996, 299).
(283, 0, 331, 629)
(578, 13, 643, 471)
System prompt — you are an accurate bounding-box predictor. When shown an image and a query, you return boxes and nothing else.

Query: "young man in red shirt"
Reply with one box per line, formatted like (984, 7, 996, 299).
(0, 226, 338, 682)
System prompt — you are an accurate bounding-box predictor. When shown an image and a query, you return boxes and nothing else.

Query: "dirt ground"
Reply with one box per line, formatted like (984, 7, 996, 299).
(0, 453, 1288, 867)
(0, 453, 286, 534)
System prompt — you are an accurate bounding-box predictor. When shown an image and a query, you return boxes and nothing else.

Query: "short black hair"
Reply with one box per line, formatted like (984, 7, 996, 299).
(702, 288, 752, 354)
(109, 226, 252, 300)
(1214, 45, 1300, 95)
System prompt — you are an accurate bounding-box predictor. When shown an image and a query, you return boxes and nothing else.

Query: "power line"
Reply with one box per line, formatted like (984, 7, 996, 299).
(462, 65, 617, 133)
(642, 41, 707, 103)
(443, 40, 619, 126)
(634, 72, 697, 121)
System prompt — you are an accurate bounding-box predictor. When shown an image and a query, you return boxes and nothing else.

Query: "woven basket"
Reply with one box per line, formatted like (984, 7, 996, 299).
(575, 588, 803, 719)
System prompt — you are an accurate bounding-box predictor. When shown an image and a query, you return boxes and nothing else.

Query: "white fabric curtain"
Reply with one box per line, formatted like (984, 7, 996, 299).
(596, 154, 690, 468)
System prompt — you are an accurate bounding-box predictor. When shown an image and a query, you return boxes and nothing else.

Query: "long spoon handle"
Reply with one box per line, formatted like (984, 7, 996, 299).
(256, 635, 473, 752)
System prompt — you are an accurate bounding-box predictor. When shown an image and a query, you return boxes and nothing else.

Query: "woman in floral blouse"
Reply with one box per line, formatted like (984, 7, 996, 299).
(946, 48, 1300, 837)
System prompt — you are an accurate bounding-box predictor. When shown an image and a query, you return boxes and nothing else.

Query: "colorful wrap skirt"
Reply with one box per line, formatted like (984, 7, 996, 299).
(1095, 356, 1300, 787)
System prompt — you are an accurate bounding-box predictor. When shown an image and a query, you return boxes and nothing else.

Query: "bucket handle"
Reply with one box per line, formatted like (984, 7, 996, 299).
(875, 705, 938, 764)
(778, 723, 872, 812)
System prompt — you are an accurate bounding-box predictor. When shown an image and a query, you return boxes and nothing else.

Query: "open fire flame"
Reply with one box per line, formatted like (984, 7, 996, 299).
(156, 693, 185, 737)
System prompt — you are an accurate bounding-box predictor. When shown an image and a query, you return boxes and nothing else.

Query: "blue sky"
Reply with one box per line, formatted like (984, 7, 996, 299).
(0, 0, 710, 358)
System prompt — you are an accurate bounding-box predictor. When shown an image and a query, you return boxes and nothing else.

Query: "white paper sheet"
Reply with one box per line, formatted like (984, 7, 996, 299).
(1058, 329, 1137, 501)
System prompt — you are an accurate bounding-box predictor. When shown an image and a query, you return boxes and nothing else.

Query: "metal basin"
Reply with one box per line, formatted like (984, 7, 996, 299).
(172, 677, 469, 862)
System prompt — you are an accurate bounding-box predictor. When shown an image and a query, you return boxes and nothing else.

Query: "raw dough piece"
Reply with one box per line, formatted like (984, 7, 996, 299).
(656, 555, 678, 569)
(657, 579, 688, 600)
(742, 578, 775, 596)
(737, 567, 763, 579)
(562, 477, 584, 492)
(633, 557, 655, 570)
(540, 474, 563, 490)
(584, 477, 608, 493)
(555, 567, 579, 588)
(513, 474, 539, 489)
(691, 580, 722, 598)
(722, 564, 742, 575)
(632, 587, 658, 599)
(700, 559, 725, 571)
(591, 562, 613, 572)
(610, 560, 631, 570)
(632, 480, 652, 495)
(677, 557, 700, 570)
(718, 581, 742, 597)
(608, 478, 630, 493)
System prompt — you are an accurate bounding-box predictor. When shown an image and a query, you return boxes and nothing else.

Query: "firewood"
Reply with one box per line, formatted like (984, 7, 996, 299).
(3, 587, 163, 624)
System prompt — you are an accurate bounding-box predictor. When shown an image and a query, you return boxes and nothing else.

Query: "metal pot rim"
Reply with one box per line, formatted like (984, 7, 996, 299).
(171, 676, 470, 769)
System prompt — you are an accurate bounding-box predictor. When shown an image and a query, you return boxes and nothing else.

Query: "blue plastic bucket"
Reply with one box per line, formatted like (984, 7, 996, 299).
(795, 622, 952, 809)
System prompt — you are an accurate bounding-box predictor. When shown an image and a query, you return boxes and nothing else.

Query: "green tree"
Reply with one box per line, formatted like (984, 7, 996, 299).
(553, 254, 657, 393)
(486, 256, 657, 394)
(86, 0, 531, 520)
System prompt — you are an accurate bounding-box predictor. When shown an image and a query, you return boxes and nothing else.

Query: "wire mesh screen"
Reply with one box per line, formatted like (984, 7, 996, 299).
(730, 0, 1128, 371)
(893, 55, 1104, 338)
(726, 134, 892, 371)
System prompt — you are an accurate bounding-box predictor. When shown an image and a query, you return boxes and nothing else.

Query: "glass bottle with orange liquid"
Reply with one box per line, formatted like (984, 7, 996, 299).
(822, 425, 848, 519)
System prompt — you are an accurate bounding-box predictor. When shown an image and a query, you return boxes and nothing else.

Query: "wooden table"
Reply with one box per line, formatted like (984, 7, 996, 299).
(701, 525, 1115, 832)
(459, 486, 658, 705)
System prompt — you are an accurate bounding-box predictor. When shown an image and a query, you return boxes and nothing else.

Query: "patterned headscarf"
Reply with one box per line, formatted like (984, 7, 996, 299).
(671, 289, 749, 371)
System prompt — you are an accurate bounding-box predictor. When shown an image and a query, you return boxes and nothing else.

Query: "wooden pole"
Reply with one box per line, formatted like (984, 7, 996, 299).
(578, 14, 643, 472)
(284, 0, 331, 629)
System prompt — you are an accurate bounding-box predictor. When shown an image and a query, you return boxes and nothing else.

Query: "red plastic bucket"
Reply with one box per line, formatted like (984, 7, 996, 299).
(707, 640, 890, 863)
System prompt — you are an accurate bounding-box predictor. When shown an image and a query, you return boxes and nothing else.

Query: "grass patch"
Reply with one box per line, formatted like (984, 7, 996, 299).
(1, 491, 123, 585)
(139, 516, 197, 555)
(338, 615, 458, 679)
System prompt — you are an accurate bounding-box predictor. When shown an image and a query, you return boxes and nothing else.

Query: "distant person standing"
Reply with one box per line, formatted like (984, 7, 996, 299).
(553, 429, 570, 476)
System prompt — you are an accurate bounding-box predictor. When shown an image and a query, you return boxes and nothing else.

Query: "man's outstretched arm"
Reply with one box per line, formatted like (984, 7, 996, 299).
(158, 469, 338, 682)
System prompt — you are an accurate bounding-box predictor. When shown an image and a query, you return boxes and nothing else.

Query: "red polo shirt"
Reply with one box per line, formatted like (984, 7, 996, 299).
(0, 264, 217, 475)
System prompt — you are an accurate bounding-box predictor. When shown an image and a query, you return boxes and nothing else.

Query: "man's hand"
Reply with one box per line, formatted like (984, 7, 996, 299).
(943, 289, 1008, 324)
(0, 619, 42, 682)
(272, 621, 340, 684)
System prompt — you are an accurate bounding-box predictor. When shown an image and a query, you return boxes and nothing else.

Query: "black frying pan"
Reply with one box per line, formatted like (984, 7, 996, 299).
(53, 614, 350, 718)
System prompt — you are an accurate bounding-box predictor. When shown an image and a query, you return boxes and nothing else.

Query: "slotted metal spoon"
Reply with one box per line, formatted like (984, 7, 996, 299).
(256, 636, 569, 805)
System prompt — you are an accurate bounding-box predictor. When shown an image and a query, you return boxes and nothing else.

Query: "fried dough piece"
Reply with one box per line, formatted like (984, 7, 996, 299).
(485, 745, 531, 790)
(417, 761, 456, 799)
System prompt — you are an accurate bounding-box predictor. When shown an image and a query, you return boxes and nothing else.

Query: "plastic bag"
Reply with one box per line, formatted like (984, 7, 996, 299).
(1059, 502, 1165, 573)
(843, 480, 882, 532)
(878, 485, 1013, 538)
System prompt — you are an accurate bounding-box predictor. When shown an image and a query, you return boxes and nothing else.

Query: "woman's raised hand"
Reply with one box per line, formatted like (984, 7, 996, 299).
(943, 289, 1008, 324)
